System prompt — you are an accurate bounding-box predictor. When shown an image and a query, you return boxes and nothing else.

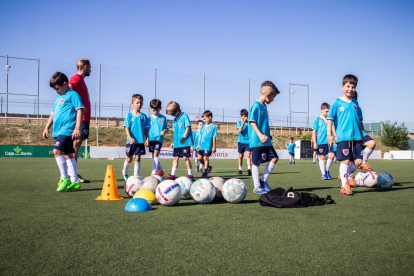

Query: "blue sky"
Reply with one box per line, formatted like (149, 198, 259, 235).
(0, 0, 413, 127)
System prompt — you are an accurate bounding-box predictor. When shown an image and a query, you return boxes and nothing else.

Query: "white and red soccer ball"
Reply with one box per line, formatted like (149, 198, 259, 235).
(124, 176, 144, 197)
(156, 180, 182, 206)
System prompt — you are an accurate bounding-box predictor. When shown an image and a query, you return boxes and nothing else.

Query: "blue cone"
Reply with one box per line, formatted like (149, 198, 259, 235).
(125, 198, 152, 212)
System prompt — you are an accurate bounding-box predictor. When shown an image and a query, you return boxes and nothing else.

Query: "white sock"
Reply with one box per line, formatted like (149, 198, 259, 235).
(363, 148, 373, 163)
(187, 168, 193, 175)
(55, 156, 68, 178)
(261, 162, 276, 182)
(239, 166, 242, 170)
(153, 157, 160, 173)
(348, 163, 357, 178)
(134, 162, 140, 176)
(199, 164, 203, 170)
(156, 158, 163, 172)
(247, 165, 251, 170)
(123, 161, 131, 176)
(252, 164, 260, 189)
(66, 158, 79, 182)
(292, 156, 295, 163)
(319, 160, 326, 175)
(152, 158, 156, 173)
(326, 158, 333, 172)
(313, 158, 315, 162)
(195, 160, 199, 168)
(171, 167, 177, 176)
(340, 163, 349, 187)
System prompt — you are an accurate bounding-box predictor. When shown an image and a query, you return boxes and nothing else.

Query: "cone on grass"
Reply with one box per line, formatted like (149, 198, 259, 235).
(95, 165, 123, 201)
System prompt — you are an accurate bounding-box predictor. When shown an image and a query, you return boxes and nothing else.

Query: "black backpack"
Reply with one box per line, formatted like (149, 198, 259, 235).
(259, 187, 335, 208)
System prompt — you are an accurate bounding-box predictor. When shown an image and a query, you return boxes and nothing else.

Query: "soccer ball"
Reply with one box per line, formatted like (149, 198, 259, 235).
(355, 172, 367, 187)
(377, 173, 394, 189)
(363, 171, 379, 188)
(190, 179, 216, 204)
(175, 177, 193, 199)
(140, 176, 159, 193)
(209, 177, 225, 199)
(151, 175, 163, 182)
(124, 176, 144, 197)
(222, 178, 247, 204)
(156, 180, 182, 206)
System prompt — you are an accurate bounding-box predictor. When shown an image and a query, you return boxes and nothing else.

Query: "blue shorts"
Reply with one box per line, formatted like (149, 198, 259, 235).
(149, 141, 162, 152)
(288, 152, 295, 157)
(197, 150, 212, 157)
(313, 148, 318, 153)
(251, 146, 278, 165)
(126, 143, 146, 157)
(336, 141, 363, 161)
(317, 144, 334, 156)
(238, 143, 251, 153)
(362, 135, 374, 149)
(80, 121, 90, 139)
(54, 135, 75, 154)
(173, 146, 191, 157)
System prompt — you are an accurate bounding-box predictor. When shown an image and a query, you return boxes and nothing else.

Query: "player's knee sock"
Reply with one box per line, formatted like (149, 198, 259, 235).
(151, 158, 157, 174)
(123, 161, 131, 175)
(171, 167, 177, 176)
(66, 158, 79, 183)
(261, 162, 275, 182)
(340, 163, 349, 187)
(195, 160, 199, 168)
(134, 162, 140, 176)
(363, 148, 373, 163)
(239, 166, 242, 170)
(247, 165, 251, 170)
(55, 156, 68, 179)
(319, 160, 326, 175)
(326, 158, 333, 172)
(292, 156, 295, 163)
(252, 164, 260, 189)
(156, 157, 163, 172)
(348, 163, 357, 177)
(187, 168, 193, 175)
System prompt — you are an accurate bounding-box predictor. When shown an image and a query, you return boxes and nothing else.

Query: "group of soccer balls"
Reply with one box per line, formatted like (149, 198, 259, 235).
(124, 175, 248, 206)
(353, 171, 394, 189)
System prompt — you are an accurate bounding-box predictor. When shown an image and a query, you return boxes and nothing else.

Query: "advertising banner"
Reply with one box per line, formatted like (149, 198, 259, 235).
(0, 145, 89, 158)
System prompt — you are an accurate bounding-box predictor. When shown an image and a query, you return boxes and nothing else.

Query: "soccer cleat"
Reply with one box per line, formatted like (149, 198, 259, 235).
(358, 163, 372, 171)
(195, 168, 200, 173)
(340, 183, 353, 196)
(248, 169, 252, 176)
(293, 162, 296, 164)
(322, 174, 328, 180)
(348, 177, 356, 188)
(290, 161, 292, 164)
(57, 177, 71, 192)
(157, 171, 165, 177)
(326, 171, 332, 180)
(237, 170, 242, 175)
(260, 179, 272, 191)
(122, 170, 128, 181)
(66, 181, 81, 191)
(253, 187, 267, 194)
(78, 174, 90, 183)
(187, 175, 195, 182)
(201, 172, 208, 178)
(167, 175, 176, 180)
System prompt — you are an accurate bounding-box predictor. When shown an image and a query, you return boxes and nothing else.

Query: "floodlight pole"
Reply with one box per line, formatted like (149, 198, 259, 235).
(37, 58, 40, 114)
(6, 55, 9, 114)
(203, 73, 206, 111)
(288, 82, 291, 127)
(248, 78, 251, 108)
(154, 68, 157, 99)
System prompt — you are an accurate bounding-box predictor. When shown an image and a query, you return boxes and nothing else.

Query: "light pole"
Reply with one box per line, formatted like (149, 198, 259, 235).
(5, 55, 11, 114)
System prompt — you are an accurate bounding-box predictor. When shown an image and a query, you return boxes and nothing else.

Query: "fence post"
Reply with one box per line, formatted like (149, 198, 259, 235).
(1, 97, 2, 113)
(27, 114, 29, 125)
(223, 108, 224, 122)
(280, 126, 282, 136)
(34, 99, 36, 114)
(121, 103, 123, 118)
(296, 127, 297, 135)
(107, 118, 109, 128)
(227, 124, 229, 134)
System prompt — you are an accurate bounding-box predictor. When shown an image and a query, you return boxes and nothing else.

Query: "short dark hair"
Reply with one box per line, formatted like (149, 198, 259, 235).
(166, 101, 180, 115)
(290, 137, 294, 140)
(197, 120, 204, 124)
(49, 72, 68, 88)
(321, 102, 330, 109)
(351, 91, 358, 100)
(261, 80, 280, 94)
(240, 109, 248, 116)
(342, 74, 358, 86)
(132, 94, 143, 102)
(150, 99, 162, 109)
(202, 110, 212, 118)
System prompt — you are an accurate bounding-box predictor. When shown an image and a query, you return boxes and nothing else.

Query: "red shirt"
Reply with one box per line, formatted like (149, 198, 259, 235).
(69, 74, 91, 122)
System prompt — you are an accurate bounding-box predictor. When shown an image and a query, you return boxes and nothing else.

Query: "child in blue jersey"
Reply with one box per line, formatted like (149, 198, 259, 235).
(43, 72, 84, 192)
(237, 109, 251, 175)
(196, 110, 218, 177)
(286, 137, 297, 164)
(312, 102, 336, 179)
(352, 91, 376, 170)
(148, 99, 169, 176)
(249, 81, 280, 194)
(327, 74, 364, 196)
(192, 120, 204, 173)
(122, 94, 149, 180)
(166, 101, 195, 181)
(311, 140, 318, 163)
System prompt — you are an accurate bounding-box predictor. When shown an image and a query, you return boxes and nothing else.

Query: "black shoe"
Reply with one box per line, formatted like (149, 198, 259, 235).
(78, 174, 90, 183)
(247, 169, 252, 176)
(201, 172, 208, 178)
(208, 166, 212, 176)
(237, 170, 242, 175)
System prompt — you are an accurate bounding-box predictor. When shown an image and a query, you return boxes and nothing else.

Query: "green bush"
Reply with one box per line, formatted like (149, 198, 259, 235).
(301, 133, 312, 140)
(380, 121, 409, 150)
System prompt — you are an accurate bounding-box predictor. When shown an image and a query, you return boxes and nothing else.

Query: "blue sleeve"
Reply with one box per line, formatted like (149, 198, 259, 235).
(163, 117, 169, 129)
(213, 126, 218, 137)
(237, 121, 241, 128)
(124, 113, 130, 127)
(51, 98, 58, 114)
(200, 125, 205, 136)
(358, 106, 364, 122)
(312, 118, 318, 130)
(248, 104, 259, 123)
(144, 115, 149, 128)
(71, 92, 83, 110)
(327, 102, 336, 121)
(184, 114, 190, 128)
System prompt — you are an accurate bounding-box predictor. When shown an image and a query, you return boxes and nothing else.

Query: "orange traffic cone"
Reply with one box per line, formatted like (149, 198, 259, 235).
(95, 165, 123, 201)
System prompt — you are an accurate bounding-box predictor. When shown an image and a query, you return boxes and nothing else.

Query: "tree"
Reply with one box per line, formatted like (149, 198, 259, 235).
(380, 121, 409, 150)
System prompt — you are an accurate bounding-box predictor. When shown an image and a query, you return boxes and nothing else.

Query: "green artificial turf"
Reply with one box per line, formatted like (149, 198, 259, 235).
(0, 158, 413, 275)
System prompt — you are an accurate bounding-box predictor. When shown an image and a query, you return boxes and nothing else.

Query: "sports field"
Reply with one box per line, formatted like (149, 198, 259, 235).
(1, 158, 413, 275)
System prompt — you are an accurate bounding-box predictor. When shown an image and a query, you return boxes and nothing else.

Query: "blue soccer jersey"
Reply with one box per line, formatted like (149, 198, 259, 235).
(312, 117, 331, 145)
(199, 124, 218, 151)
(124, 112, 148, 144)
(327, 98, 362, 143)
(237, 120, 249, 144)
(333, 143, 337, 152)
(192, 129, 201, 149)
(173, 112, 193, 148)
(248, 100, 272, 148)
(148, 114, 169, 143)
(286, 142, 296, 153)
(354, 101, 368, 137)
(51, 90, 83, 138)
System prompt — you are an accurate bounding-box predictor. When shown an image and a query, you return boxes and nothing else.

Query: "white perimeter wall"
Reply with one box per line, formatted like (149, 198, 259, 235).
(389, 151, 414, 160)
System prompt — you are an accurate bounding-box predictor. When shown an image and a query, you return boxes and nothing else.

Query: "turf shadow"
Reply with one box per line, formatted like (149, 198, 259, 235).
(355, 186, 414, 194)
